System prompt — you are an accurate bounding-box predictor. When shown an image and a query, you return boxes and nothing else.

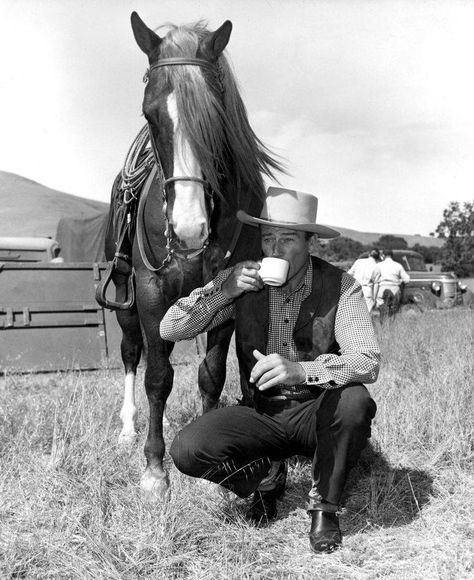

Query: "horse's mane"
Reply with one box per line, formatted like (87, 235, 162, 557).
(158, 21, 286, 202)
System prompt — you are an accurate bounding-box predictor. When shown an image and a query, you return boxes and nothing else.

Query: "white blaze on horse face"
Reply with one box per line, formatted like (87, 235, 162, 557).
(166, 93, 208, 249)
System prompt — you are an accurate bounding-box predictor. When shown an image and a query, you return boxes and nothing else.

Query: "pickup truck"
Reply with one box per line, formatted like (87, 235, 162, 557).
(357, 249, 468, 310)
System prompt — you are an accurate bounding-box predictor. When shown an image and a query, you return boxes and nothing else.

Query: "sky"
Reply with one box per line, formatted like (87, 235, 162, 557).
(1, 0, 473, 236)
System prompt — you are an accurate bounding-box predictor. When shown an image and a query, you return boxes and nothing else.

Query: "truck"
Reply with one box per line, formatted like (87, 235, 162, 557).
(357, 249, 468, 310)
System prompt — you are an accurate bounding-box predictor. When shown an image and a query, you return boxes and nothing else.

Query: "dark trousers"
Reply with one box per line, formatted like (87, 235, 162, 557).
(380, 289, 401, 319)
(170, 384, 376, 506)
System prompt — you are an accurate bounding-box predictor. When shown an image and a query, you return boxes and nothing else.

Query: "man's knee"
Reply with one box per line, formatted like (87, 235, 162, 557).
(336, 386, 376, 432)
(170, 409, 237, 477)
(170, 425, 203, 476)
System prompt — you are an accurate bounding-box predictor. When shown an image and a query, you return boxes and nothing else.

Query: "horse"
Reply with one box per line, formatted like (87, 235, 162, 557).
(99, 12, 284, 497)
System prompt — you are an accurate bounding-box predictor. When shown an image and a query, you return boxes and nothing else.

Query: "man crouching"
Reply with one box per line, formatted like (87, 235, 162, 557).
(160, 187, 380, 553)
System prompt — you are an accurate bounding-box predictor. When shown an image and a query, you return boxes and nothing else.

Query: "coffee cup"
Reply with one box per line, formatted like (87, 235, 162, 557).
(258, 257, 289, 286)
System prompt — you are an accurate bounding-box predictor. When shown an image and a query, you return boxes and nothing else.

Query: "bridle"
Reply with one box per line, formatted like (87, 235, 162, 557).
(96, 55, 242, 309)
(137, 57, 218, 273)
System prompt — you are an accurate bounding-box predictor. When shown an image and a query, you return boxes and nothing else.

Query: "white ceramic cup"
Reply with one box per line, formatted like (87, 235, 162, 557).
(258, 257, 290, 286)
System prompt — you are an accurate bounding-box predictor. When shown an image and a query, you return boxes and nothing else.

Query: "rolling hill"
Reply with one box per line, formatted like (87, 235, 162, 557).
(0, 170, 444, 248)
(0, 170, 108, 238)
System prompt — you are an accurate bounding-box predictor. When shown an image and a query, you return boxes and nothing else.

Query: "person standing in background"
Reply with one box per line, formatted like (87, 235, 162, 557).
(347, 249, 381, 312)
(376, 249, 410, 316)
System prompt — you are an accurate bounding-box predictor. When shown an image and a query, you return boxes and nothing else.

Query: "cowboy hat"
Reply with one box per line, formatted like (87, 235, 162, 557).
(237, 187, 340, 239)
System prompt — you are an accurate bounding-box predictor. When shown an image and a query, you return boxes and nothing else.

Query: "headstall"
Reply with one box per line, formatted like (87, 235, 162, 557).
(124, 57, 218, 273)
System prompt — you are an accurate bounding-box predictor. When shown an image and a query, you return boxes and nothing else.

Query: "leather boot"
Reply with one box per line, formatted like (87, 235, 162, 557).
(247, 460, 287, 525)
(308, 509, 342, 553)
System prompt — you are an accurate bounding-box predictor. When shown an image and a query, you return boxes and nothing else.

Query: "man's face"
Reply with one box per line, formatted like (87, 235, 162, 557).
(260, 226, 312, 281)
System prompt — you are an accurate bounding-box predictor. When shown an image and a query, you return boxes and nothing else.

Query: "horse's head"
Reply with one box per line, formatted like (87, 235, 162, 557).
(131, 12, 233, 251)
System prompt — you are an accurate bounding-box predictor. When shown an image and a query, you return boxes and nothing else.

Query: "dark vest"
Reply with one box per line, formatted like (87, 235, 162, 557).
(235, 256, 343, 402)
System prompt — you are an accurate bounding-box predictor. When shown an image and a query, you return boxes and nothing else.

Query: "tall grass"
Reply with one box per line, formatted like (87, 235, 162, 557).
(0, 309, 473, 579)
(372, 309, 474, 470)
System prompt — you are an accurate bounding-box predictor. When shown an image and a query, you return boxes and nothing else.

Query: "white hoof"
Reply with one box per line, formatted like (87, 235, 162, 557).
(118, 430, 138, 446)
(140, 468, 170, 499)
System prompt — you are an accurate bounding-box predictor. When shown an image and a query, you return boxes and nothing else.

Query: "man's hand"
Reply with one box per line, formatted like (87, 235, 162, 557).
(221, 261, 263, 299)
(250, 349, 306, 391)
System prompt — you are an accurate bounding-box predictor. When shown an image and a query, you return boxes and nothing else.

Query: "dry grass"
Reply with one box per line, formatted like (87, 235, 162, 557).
(0, 308, 473, 579)
(461, 278, 474, 293)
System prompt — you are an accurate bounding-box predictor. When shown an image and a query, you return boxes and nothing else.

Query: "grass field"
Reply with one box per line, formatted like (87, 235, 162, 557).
(461, 278, 474, 293)
(0, 307, 473, 579)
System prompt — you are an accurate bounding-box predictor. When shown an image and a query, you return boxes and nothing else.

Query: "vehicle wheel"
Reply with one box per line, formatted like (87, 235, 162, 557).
(405, 290, 437, 312)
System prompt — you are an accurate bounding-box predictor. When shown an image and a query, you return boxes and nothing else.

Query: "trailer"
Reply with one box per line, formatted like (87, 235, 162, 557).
(0, 260, 122, 373)
(0, 236, 61, 263)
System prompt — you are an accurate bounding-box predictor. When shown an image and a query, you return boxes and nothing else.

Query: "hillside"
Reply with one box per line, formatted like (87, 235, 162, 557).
(0, 170, 443, 248)
(335, 225, 444, 249)
(0, 170, 108, 238)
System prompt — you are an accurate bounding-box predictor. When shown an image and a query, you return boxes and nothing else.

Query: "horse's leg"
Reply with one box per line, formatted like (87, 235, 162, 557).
(103, 188, 144, 445)
(198, 318, 235, 413)
(135, 273, 174, 497)
(140, 342, 173, 495)
(116, 307, 143, 445)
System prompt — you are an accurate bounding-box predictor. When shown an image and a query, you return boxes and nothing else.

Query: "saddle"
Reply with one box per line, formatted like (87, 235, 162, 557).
(95, 125, 155, 310)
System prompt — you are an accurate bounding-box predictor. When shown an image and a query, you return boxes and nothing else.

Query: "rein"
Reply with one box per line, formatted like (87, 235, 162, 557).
(136, 162, 212, 272)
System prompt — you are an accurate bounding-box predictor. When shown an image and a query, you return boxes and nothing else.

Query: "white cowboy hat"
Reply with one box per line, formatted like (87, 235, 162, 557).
(237, 187, 340, 239)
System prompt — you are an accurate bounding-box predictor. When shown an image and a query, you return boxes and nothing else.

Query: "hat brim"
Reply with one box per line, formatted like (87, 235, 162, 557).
(236, 210, 340, 239)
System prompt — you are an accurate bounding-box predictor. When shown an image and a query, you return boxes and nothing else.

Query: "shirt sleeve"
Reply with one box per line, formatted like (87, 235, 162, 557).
(299, 273, 381, 388)
(400, 266, 410, 283)
(159, 268, 236, 341)
(371, 264, 381, 283)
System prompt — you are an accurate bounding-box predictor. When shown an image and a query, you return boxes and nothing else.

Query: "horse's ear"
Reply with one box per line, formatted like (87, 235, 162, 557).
(131, 11, 162, 57)
(200, 20, 232, 59)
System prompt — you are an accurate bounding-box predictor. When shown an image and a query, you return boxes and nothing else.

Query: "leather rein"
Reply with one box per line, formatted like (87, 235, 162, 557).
(137, 57, 217, 273)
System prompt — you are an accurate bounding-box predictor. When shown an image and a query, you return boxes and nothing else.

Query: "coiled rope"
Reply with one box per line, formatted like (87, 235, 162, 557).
(120, 125, 156, 204)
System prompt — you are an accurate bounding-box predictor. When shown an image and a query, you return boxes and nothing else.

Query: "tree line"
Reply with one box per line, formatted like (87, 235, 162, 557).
(317, 200, 474, 277)
(316, 235, 442, 267)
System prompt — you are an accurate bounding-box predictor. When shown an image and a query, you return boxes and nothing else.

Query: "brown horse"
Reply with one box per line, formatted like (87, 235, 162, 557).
(101, 12, 283, 496)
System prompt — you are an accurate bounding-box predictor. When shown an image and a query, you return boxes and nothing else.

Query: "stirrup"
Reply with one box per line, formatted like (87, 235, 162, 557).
(95, 257, 135, 310)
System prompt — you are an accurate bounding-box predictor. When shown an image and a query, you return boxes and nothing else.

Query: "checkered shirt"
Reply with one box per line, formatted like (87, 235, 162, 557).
(160, 260, 380, 388)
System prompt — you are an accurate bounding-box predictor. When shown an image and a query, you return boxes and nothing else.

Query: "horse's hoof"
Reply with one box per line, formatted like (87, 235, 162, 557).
(118, 431, 138, 446)
(140, 469, 170, 499)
